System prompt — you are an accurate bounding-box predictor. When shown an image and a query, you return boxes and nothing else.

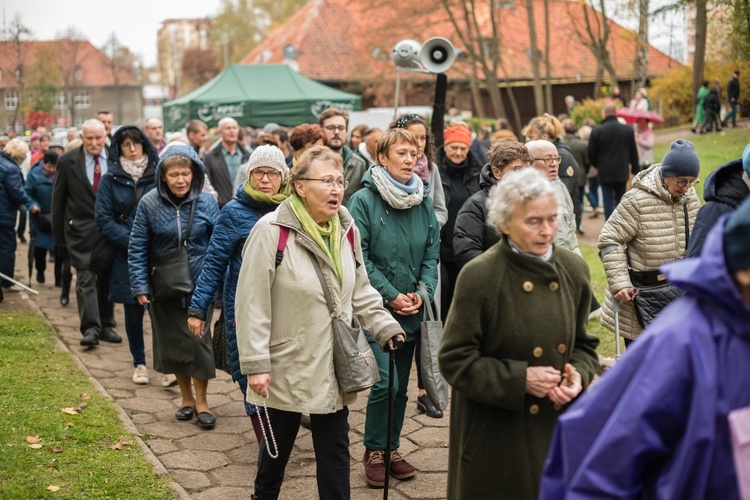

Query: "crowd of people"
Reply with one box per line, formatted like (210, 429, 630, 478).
(0, 96, 748, 499)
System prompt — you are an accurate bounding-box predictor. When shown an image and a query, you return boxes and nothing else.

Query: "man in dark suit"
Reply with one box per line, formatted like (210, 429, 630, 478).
(52, 119, 120, 346)
(203, 117, 250, 208)
(587, 104, 640, 219)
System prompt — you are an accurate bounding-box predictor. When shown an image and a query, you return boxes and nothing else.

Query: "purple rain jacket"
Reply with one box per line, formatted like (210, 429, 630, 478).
(539, 215, 750, 499)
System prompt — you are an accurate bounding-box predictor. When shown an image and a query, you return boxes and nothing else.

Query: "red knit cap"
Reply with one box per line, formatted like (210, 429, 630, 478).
(444, 126, 472, 147)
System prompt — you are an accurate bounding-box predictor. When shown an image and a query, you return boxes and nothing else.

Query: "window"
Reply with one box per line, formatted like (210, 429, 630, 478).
(74, 89, 91, 109)
(74, 67, 83, 81)
(4, 90, 18, 110)
(54, 92, 66, 109)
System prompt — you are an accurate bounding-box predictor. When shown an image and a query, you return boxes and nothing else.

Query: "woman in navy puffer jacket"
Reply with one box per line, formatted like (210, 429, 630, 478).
(188, 145, 290, 442)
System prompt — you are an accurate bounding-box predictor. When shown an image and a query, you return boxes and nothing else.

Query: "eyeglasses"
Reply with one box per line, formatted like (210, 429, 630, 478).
(250, 169, 282, 181)
(532, 156, 562, 165)
(299, 177, 349, 190)
(324, 125, 347, 133)
(675, 178, 700, 188)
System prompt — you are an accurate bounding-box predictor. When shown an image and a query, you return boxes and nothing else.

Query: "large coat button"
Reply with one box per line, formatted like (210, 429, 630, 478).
(529, 404, 539, 415)
(549, 281, 559, 292)
(553, 403, 562, 411)
(557, 344, 567, 354)
(533, 347, 543, 358)
(523, 281, 534, 292)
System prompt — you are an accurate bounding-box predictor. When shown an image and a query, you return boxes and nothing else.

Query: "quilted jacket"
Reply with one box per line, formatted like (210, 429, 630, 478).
(598, 164, 700, 339)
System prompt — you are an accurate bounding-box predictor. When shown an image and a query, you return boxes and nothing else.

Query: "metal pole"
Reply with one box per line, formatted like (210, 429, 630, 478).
(0, 272, 39, 295)
(613, 297, 621, 360)
(393, 69, 401, 120)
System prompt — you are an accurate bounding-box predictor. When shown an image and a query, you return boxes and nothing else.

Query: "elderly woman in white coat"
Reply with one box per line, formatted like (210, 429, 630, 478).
(235, 146, 404, 500)
(598, 140, 701, 344)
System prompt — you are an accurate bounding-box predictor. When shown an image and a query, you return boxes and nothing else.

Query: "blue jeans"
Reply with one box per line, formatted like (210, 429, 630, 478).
(600, 181, 627, 220)
(724, 101, 738, 126)
(123, 303, 146, 366)
(586, 177, 600, 209)
(0, 226, 16, 287)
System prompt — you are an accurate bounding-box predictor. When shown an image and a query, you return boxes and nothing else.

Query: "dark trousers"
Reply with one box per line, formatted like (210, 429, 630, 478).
(34, 246, 65, 285)
(0, 226, 16, 287)
(254, 407, 350, 500)
(701, 110, 721, 133)
(600, 181, 627, 220)
(586, 176, 600, 209)
(440, 260, 460, 322)
(75, 268, 115, 336)
(123, 303, 146, 366)
(16, 206, 26, 238)
(724, 101, 738, 126)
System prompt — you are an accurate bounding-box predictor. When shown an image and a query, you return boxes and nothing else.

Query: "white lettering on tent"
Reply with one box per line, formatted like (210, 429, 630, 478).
(311, 100, 355, 118)
(168, 106, 184, 124)
(198, 102, 245, 122)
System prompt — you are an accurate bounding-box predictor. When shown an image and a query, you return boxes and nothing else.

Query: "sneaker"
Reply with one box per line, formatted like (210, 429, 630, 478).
(132, 365, 148, 385)
(162, 373, 178, 387)
(389, 450, 417, 480)
(363, 449, 386, 488)
(417, 393, 443, 418)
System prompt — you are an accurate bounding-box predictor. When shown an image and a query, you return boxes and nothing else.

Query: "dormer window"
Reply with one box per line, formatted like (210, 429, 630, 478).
(75, 67, 83, 81)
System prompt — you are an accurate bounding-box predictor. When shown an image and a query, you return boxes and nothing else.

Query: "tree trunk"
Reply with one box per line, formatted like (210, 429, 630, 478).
(594, 62, 604, 98)
(486, 74, 507, 120)
(543, 0, 554, 113)
(692, 0, 707, 119)
(469, 69, 486, 118)
(635, 0, 649, 88)
(526, 0, 545, 115)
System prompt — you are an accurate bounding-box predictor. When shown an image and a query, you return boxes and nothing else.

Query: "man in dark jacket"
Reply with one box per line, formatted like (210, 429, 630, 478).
(722, 70, 741, 128)
(701, 85, 722, 134)
(203, 117, 250, 208)
(318, 107, 366, 205)
(564, 121, 590, 233)
(52, 119, 120, 346)
(0, 142, 30, 299)
(587, 104, 639, 219)
(687, 144, 750, 257)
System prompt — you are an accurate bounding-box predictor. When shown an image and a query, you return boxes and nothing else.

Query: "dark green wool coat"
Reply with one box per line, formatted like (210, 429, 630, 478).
(347, 168, 440, 338)
(438, 239, 600, 500)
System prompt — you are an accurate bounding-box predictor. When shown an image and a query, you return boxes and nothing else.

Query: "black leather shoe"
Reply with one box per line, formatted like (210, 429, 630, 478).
(36, 272, 45, 284)
(417, 394, 443, 418)
(98, 329, 122, 343)
(80, 331, 99, 347)
(60, 289, 69, 307)
(197, 412, 216, 429)
(175, 406, 195, 421)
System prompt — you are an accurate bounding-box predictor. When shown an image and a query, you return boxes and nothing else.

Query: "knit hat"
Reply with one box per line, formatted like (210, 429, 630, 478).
(247, 145, 288, 175)
(724, 196, 750, 272)
(660, 140, 700, 178)
(49, 138, 66, 150)
(30, 132, 42, 141)
(444, 126, 472, 147)
(742, 143, 750, 177)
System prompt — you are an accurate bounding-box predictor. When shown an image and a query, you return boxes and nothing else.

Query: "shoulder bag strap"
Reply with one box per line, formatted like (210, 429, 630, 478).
(182, 198, 198, 247)
(307, 253, 336, 315)
(418, 281, 436, 322)
(276, 226, 290, 268)
(117, 184, 146, 223)
(683, 203, 690, 248)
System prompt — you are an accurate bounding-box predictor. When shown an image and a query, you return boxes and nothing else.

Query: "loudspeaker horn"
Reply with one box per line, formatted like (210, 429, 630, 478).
(391, 39, 423, 70)
(420, 37, 457, 74)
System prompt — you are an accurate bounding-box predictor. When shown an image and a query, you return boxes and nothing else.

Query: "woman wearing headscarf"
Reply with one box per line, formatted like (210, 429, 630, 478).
(95, 126, 159, 384)
(129, 145, 220, 428)
(348, 129, 440, 486)
(188, 145, 290, 443)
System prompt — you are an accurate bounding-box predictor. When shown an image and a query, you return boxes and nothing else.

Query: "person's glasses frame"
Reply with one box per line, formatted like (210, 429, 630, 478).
(299, 177, 350, 190)
(324, 125, 347, 133)
(250, 169, 282, 181)
(532, 156, 563, 165)
(675, 178, 700, 188)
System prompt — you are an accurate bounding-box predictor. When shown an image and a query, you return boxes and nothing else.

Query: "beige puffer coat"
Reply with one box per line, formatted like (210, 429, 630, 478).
(235, 200, 402, 414)
(598, 164, 700, 340)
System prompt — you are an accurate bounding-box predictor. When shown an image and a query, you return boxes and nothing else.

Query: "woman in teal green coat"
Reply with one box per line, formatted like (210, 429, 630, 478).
(691, 80, 710, 133)
(438, 168, 600, 499)
(347, 128, 440, 488)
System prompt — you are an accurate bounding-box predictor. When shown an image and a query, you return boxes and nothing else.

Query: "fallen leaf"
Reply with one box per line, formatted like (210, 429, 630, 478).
(46, 485, 59, 492)
(52, 447, 63, 453)
(26, 436, 40, 444)
(80, 393, 91, 400)
(77, 403, 88, 411)
(104, 478, 109, 484)
(61, 408, 77, 415)
(121, 440, 133, 446)
(30, 444, 43, 449)
(111, 442, 123, 451)
(64, 422, 74, 430)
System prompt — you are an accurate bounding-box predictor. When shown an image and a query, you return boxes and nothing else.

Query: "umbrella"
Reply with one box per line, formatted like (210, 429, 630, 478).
(616, 107, 665, 124)
(27, 212, 36, 287)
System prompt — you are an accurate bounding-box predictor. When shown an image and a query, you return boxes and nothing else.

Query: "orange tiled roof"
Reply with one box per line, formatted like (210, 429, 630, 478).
(0, 40, 139, 88)
(241, 0, 680, 85)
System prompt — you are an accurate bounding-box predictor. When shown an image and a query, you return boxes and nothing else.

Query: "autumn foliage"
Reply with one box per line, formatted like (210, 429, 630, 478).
(23, 110, 54, 130)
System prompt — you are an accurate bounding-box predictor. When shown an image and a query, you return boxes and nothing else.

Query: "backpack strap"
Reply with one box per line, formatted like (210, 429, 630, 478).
(346, 228, 360, 268)
(275, 226, 290, 268)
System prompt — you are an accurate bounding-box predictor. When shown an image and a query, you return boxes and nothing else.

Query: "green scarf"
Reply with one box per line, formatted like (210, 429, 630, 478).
(289, 194, 343, 284)
(243, 179, 291, 205)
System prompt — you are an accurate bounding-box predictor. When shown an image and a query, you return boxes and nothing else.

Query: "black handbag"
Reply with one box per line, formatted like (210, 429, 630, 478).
(212, 309, 231, 373)
(149, 199, 196, 303)
(628, 204, 689, 328)
(90, 185, 146, 277)
(35, 209, 53, 233)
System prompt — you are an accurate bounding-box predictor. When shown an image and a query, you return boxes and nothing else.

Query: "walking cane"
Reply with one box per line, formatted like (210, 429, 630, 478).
(384, 336, 404, 500)
(0, 272, 39, 295)
(613, 296, 622, 361)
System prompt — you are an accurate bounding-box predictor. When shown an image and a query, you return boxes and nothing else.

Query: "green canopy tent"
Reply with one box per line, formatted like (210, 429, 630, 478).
(162, 64, 362, 132)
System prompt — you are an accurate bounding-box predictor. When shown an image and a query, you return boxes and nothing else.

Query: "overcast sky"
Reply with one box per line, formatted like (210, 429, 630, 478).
(2, 1, 221, 67)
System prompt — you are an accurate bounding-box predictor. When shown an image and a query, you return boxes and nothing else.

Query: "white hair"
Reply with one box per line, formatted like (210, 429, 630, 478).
(525, 139, 557, 159)
(486, 168, 560, 230)
(577, 125, 592, 141)
(81, 118, 105, 134)
(145, 117, 163, 128)
(218, 117, 238, 129)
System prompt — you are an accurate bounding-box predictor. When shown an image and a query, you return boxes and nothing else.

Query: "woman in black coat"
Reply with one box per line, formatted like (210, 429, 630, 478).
(701, 85, 722, 134)
(94, 126, 158, 385)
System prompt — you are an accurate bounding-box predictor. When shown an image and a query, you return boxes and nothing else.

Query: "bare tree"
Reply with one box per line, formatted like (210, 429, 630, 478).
(101, 33, 136, 124)
(692, 0, 707, 120)
(567, 0, 619, 98)
(56, 27, 89, 126)
(2, 15, 32, 131)
(543, 0, 554, 113)
(634, 0, 650, 89)
(525, 0, 546, 114)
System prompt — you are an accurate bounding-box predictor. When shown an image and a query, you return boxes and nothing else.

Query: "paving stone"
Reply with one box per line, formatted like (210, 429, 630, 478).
(285, 452, 317, 477)
(159, 449, 229, 471)
(395, 471, 447, 499)
(400, 417, 423, 436)
(141, 420, 202, 439)
(224, 443, 259, 464)
(88, 368, 116, 379)
(402, 447, 449, 472)
(209, 416, 254, 434)
(130, 412, 157, 425)
(208, 464, 255, 487)
(212, 401, 246, 417)
(179, 432, 250, 451)
(191, 486, 249, 500)
(205, 393, 234, 410)
(119, 397, 177, 413)
(132, 386, 177, 399)
(407, 426, 450, 448)
(147, 438, 179, 454)
(276, 476, 319, 497)
(171, 470, 211, 490)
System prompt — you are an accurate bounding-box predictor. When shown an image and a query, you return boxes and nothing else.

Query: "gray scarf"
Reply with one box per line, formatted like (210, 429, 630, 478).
(370, 166, 424, 210)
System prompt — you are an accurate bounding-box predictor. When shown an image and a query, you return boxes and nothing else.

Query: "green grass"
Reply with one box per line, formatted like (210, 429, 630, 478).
(654, 127, 750, 200)
(0, 310, 175, 499)
(580, 244, 623, 360)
